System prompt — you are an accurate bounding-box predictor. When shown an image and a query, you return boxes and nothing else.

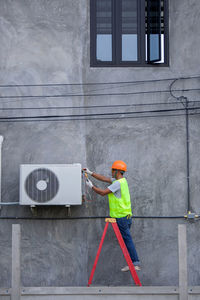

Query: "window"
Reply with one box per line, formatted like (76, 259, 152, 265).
(90, 0, 168, 67)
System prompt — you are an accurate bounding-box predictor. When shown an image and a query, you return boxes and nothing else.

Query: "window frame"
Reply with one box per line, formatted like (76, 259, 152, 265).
(147, 0, 162, 63)
(90, 0, 169, 67)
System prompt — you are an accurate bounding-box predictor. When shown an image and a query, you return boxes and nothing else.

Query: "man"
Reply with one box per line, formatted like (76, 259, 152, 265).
(83, 160, 140, 272)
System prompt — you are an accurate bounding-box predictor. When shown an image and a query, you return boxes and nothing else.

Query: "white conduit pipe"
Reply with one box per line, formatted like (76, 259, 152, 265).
(0, 136, 4, 209)
(0, 136, 18, 208)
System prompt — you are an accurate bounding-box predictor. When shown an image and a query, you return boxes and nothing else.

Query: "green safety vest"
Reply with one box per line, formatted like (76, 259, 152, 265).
(108, 178, 132, 218)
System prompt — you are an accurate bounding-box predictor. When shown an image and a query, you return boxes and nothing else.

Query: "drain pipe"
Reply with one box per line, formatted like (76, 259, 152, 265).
(185, 97, 191, 212)
(0, 136, 4, 210)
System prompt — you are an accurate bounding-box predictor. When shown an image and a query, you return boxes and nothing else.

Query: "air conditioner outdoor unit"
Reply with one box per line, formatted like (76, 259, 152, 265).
(20, 164, 82, 206)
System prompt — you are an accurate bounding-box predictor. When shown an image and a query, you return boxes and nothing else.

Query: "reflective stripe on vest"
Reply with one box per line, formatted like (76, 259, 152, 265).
(108, 178, 132, 218)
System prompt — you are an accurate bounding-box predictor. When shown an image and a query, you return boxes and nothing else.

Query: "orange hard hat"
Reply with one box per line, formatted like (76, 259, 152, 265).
(111, 160, 127, 172)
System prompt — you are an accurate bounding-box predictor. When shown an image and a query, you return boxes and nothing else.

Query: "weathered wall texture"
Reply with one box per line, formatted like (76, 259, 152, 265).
(0, 0, 200, 287)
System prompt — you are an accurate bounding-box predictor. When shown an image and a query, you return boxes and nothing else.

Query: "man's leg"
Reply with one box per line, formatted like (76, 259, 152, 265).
(116, 217, 140, 265)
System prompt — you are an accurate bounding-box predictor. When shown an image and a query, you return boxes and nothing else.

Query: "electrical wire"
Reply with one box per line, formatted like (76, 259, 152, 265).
(0, 88, 199, 99)
(0, 111, 199, 123)
(169, 82, 191, 211)
(0, 75, 199, 218)
(0, 215, 186, 220)
(0, 106, 200, 121)
(1, 100, 200, 111)
(0, 74, 200, 88)
(0, 97, 197, 106)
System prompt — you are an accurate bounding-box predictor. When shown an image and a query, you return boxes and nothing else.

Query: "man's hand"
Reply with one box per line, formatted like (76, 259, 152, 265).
(83, 168, 112, 184)
(82, 168, 93, 175)
(86, 178, 94, 189)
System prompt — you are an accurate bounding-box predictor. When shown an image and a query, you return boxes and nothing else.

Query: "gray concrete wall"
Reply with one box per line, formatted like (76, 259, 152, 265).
(0, 0, 200, 287)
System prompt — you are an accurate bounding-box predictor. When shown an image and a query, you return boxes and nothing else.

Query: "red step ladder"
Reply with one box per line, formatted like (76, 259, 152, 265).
(88, 218, 142, 286)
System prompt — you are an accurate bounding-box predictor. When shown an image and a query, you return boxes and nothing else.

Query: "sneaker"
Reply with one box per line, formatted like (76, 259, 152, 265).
(121, 265, 129, 272)
(121, 265, 141, 272)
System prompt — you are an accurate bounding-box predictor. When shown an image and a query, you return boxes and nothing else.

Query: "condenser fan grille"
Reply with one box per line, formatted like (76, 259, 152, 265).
(25, 168, 59, 203)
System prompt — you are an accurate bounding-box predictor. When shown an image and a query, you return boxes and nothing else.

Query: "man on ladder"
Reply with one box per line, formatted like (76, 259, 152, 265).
(83, 160, 141, 272)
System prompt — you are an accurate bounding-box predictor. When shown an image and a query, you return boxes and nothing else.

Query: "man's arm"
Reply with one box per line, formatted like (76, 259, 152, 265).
(92, 186, 111, 196)
(92, 172, 112, 184)
(85, 178, 112, 196)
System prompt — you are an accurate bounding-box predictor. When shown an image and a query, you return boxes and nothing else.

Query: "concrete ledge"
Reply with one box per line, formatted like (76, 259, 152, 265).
(19, 287, 180, 300)
(21, 286, 179, 295)
(0, 288, 11, 295)
(1, 287, 200, 300)
(188, 286, 200, 294)
(0, 288, 11, 300)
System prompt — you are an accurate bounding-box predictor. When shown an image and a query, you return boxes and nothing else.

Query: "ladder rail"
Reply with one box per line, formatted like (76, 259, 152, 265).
(87, 219, 142, 286)
(88, 221, 109, 286)
(112, 222, 142, 286)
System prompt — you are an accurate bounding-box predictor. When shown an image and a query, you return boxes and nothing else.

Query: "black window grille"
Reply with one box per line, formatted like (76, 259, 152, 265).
(90, 0, 168, 67)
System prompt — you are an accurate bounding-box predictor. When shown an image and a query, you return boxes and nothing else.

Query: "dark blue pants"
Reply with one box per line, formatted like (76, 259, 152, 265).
(116, 216, 140, 265)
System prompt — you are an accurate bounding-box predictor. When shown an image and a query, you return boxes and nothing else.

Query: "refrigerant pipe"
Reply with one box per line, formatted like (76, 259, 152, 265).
(0, 136, 4, 209)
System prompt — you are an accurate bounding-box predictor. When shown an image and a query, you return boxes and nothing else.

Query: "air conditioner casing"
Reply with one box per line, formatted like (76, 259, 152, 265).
(20, 164, 82, 206)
